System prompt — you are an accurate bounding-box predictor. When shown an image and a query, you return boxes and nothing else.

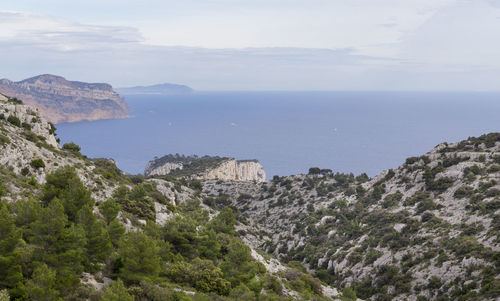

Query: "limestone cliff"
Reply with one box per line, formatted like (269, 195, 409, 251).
(144, 154, 266, 182)
(0, 74, 128, 123)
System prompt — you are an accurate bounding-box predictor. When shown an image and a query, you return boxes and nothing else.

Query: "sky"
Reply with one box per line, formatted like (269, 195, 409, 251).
(0, 0, 499, 90)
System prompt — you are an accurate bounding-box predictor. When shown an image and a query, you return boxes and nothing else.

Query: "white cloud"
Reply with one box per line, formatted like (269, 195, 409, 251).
(398, 0, 500, 68)
(0, 0, 499, 91)
(0, 11, 143, 51)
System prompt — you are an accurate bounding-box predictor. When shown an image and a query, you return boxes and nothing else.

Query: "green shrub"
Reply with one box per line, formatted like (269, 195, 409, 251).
(454, 186, 474, 198)
(62, 142, 81, 153)
(365, 249, 383, 264)
(7, 115, 21, 127)
(427, 276, 442, 289)
(48, 122, 57, 135)
(405, 157, 419, 165)
(0, 134, 10, 146)
(308, 167, 321, 175)
(22, 122, 32, 130)
(30, 158, 45, 169)
(21, 167, 30, 176)
(382, 191, 403, 208)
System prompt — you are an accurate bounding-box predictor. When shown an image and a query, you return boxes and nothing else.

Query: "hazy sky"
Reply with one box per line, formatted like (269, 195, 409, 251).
(1, 0, 499, 90)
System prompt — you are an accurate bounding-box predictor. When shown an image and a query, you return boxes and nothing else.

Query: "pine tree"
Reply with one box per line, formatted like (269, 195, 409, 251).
(100, 279, 134, 301)
(11, 198, 41, 241)
(26, 263, 61, 301)
(108, 219, 125, 247)
(99, 199, 121, 224)
(77, 205, 112, 270)
(119, 231, 161, 284)
(41, 167, 94, 221)
(0, 204, 23, 297)
(31, 199, 86, 290)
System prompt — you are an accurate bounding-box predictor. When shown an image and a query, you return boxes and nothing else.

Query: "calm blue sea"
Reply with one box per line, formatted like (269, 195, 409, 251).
(56, 91, 500, 178)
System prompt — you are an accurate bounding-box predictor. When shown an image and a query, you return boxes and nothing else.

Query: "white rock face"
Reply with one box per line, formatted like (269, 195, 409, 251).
(202, 159, 266, 182)
(145, 158, 266, 182)
(145, 162, 183, 177)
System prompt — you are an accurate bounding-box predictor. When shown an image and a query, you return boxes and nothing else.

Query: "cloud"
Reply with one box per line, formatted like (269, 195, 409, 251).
(0, 11, 143, 51)
(398, 0, 500, 68)
(0, 2, 499, 91)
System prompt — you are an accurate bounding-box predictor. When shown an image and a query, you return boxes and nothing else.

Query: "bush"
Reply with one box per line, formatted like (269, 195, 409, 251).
(405, 157, 419, 165)
(365, 249, 383, 264)
(427, 276, 442, 290)
(7, 115, 21, 127)
(62, 142, 81, 153)
(454, 186, 474, 198)
(342, 287, 357, 301)
(22, 122, 32, 130)
(48, 122, 56, 135)
(100, 279, 134, 301)
(308, 167, 321, 175)
(165, 259, 231, 295)
(382, 191, 403, 208)
(0, 134, 10, 146)
(30, 158, 45, 169)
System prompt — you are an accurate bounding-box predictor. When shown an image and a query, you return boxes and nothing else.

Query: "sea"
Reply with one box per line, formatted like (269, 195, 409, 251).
(55, 91, 500, 179)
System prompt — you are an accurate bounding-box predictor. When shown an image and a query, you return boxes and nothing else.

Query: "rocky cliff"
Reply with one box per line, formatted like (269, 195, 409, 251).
(144, 154, 266, 182)
(0, 74, 128, 123)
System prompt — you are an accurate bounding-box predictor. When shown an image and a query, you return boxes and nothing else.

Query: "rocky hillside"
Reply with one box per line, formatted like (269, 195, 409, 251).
(145, 154, 266, 182)
(200, 134, 500, 300)
(0, 74, 128, 123)
(1, 92, 498, 301)
(0, 97, 341, 300)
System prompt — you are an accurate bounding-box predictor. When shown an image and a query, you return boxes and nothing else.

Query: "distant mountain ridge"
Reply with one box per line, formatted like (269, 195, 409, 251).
(116, 83, 193, 95)
(0, 74, 129, 123)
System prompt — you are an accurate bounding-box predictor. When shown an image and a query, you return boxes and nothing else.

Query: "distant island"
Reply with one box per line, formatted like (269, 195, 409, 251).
(0, 74, 128, 123)
(116, 83, 194, 95)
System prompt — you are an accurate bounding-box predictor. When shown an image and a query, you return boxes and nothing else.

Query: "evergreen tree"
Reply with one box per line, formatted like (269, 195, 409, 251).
(41, 167, 94, 221)
(26, 263, 61, 301)
(210, 207, 235, 235)
(220, 240, 260, 287)
(77, 205, 112, 270)
(99, 199, 121, 224)
(12, 198, 41, 241)
(119, 231, 161, 284)
(107, 219, 125, 247)
(100, 279, 134, 301)
(163, 216, 199, 259)
(31, 199, 86, 290)
(0, 204, 23, 297)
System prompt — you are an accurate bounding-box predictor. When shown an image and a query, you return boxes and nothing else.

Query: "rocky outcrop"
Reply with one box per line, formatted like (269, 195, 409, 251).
(145, 162, 184, 177)
(144, 154, 266, 182)
(202, 159, 266, 182)
(0, 95, 119, 202)
(0, 74, 129, 123)
(0, 98, 59, 148)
